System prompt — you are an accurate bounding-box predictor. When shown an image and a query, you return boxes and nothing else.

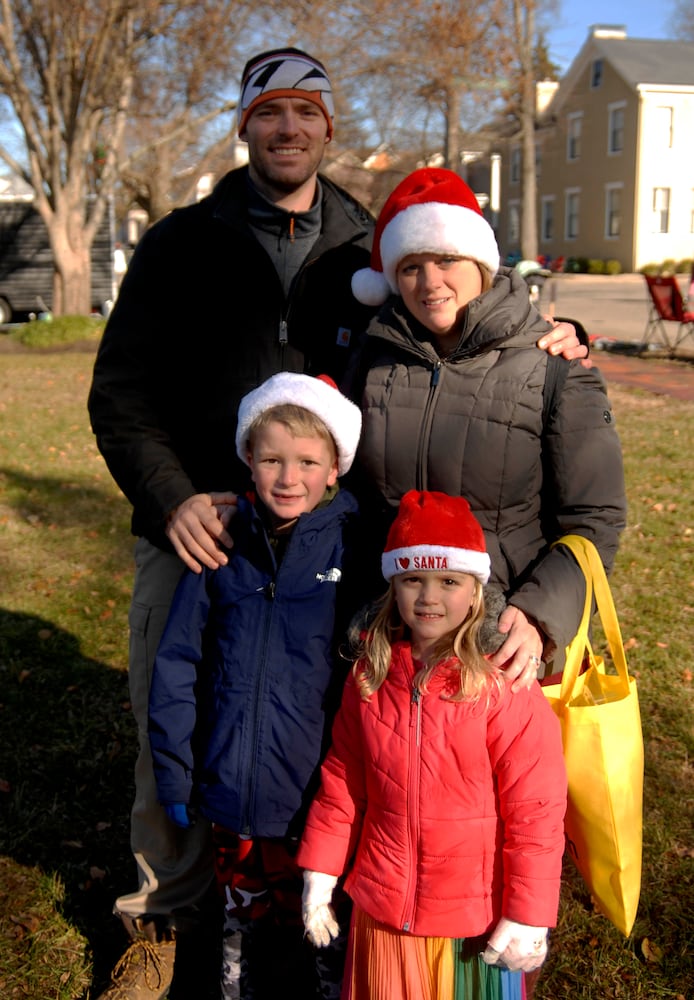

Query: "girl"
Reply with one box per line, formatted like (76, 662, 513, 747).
(297, 490, 568, 1000)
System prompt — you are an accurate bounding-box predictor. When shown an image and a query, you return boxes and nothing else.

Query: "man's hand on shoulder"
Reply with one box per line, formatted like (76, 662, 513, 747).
(165, 492, 237, 573)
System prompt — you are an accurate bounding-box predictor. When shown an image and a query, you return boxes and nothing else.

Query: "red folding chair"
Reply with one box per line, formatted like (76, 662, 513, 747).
(641, 274, 694, 357)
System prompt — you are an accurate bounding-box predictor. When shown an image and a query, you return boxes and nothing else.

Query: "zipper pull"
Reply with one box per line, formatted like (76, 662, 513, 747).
(265, 581, 276, 600)
(279, 319, 288, 344)
(431, 362, 441, 386)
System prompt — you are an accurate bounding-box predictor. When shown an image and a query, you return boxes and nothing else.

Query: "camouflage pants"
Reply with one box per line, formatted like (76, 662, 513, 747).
(213, 827, 348, 1000)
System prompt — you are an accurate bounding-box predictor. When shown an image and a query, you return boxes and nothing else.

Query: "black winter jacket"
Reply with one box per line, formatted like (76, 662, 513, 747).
(88, 168, 373, 547)
(351, 268, 627, 659)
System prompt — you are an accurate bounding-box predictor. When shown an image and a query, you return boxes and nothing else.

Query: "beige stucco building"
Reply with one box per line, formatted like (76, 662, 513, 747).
(495, 26, 694, 272)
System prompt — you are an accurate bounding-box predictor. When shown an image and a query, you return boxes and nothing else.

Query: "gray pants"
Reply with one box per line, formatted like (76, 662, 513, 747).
(115, 537, 215, 931)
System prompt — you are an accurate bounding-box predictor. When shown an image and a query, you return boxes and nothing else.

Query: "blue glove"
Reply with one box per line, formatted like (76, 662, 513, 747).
(164, 802, 192, 828)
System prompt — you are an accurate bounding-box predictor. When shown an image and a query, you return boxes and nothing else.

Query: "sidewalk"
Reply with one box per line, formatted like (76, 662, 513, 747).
(591, 348, 694, 402)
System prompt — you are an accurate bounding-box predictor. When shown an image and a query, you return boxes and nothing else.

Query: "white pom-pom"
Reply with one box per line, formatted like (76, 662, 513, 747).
(351, 268, 391, 306)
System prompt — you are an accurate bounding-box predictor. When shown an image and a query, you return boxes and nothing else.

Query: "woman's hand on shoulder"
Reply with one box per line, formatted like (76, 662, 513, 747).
(487, 605, 544, 693)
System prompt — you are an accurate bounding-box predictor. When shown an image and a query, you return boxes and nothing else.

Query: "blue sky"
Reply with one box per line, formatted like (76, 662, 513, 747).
(545, 0, 676, 72)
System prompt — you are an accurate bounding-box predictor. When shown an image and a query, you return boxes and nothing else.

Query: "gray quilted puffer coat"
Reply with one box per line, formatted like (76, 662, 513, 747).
(351, 268, 627, 660)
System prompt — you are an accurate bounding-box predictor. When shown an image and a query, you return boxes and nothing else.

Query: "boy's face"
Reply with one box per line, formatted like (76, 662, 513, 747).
(248, 420, 338, 525)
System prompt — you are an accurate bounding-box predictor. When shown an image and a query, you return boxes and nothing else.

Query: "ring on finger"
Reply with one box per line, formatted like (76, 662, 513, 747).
(528, 654, 541, 667)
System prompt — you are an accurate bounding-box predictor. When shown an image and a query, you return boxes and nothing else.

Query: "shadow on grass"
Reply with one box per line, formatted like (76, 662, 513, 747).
(0, 607, 136, 995)
(0, 466, 129, 532)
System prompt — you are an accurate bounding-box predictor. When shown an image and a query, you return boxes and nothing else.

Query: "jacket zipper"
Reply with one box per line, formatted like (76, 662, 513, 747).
(415, 361, 443, 491)
(402, 684, 422, 931)
(242, 576, 275, 834)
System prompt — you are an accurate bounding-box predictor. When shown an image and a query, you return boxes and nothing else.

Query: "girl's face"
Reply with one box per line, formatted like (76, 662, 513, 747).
(395, 253, 483, 348)
(393, 570, 477, 662)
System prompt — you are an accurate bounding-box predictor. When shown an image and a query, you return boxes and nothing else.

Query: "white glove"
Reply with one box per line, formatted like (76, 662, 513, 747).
(481, 917, 548, 972)
(301, 870, 339, 948)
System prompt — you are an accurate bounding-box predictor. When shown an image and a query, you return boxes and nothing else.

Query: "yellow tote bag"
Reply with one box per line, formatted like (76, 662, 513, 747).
(543, 534, 643, 936)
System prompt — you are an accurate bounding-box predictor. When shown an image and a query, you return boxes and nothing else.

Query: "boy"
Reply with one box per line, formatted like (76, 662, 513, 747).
(148, 372, 362, 999)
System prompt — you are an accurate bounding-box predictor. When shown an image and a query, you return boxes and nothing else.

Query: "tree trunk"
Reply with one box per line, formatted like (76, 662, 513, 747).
(444, 86, 463, 174)
(49, 199, 95, 316)
(515, 0, 538, 261)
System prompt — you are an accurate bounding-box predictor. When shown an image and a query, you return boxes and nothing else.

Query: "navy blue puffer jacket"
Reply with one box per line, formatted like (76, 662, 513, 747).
(149, 490, 360, 838)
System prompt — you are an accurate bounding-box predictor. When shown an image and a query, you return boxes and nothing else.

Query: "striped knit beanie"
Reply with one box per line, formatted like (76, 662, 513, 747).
(237, 47, 334, 138)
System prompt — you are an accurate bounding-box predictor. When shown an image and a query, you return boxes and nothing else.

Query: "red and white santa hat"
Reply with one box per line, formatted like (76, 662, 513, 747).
(352, 167, 500, 307)
(235, 372, 362, 476)
(382, 490, 490, 583)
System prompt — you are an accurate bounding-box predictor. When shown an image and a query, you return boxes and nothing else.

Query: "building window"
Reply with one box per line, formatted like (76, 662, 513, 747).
(510, 147, 521, 184)
(591, 59, 603, 88)
(608, 102, 626, 154)
(654, 106, 673, 148)
(605, 185, 622, 239)
(652, 187, 670, 233)
(567, 113, 582, 161)
(541, 196, 555, 241)
(508, 201, 520, 245)
(565, 189, 580, 240)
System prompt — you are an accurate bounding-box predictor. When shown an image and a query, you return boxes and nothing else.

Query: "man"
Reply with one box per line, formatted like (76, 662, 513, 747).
(89, 45, 583, 1000)
(89, 47, 375, 1000)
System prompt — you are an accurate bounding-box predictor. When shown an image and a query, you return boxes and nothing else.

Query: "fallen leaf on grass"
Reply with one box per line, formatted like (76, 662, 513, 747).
(18, 669, 31, 683)
(89, 866, 106, 880)
(624, 637, 639, 650)
(682, 669, 692, 684)
(10, 912, 41, 935)
(640, 938, 663, 964)
(37, 628, 52, 640)
(0, 778, 10, 794)
(61, 839, 84, 850)
(656, 641, 668, 648)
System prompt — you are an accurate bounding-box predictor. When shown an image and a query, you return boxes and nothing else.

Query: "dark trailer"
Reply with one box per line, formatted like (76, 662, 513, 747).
(0, 198, 115, 324)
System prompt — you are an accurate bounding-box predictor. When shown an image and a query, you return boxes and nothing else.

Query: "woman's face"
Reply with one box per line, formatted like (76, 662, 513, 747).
(395, 254, 483, 344)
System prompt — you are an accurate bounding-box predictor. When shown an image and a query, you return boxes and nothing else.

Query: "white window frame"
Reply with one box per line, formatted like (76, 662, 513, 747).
(567, 112, 582, 161)
(541, 195, 555, 242)
(608, 101, 626, 156)
(565, 188, 580, 240)
(652, 187, 670, 234)
(654, 105, 673, 148)
(604, 183, 623, 240)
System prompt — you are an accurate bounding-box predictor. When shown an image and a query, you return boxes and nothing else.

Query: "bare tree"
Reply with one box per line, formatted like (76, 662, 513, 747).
(0, 0, 260, 315)
(514, 0, 537, 260)
(668, 0, 694, 40)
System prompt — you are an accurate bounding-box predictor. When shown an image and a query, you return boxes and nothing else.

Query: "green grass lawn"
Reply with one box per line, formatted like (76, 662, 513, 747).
(0, 349, 692, 999)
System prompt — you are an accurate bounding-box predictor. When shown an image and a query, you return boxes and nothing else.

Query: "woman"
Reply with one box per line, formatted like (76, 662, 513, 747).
(348, 166, 626, 694)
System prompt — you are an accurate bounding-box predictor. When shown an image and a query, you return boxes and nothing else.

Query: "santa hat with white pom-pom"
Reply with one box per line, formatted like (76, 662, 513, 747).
(352, 167, 500, 307)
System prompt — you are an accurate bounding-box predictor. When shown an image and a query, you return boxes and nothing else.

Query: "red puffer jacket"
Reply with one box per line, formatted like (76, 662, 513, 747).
(297, 641, 567, 938)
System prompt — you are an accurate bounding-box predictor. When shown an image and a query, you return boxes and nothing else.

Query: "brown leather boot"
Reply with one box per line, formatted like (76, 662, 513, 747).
(95, 920, 176, 1000)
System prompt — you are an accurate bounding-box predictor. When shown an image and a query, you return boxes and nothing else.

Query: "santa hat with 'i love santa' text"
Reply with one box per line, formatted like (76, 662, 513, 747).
(352, 167, 500, 307)
(382, 490, 491, 584)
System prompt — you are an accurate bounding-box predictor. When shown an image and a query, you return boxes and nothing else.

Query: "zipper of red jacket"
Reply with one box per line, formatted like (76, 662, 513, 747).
(402, 683, 422, 931)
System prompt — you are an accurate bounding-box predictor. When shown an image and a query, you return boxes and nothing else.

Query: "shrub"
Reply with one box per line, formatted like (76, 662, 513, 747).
(639, 263, 660, 275)
(587, 259, 605, 274)
(604, 259, 622, 275)
(675, 258, 692, 275)
(660, 258, 677, 275)
(565, 257, 589, 274)
(10, 314, 105, 348)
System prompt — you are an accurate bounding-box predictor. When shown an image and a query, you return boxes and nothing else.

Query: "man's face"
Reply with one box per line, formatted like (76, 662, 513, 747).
(242, 97, 330, 203)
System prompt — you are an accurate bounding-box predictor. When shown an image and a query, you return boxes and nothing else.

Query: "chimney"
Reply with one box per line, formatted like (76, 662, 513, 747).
(590, 25, 627, 39)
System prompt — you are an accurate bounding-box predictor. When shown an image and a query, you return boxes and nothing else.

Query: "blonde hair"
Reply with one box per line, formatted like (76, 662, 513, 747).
(247, 403, 337, 460)
(354, 578, 501, 703)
